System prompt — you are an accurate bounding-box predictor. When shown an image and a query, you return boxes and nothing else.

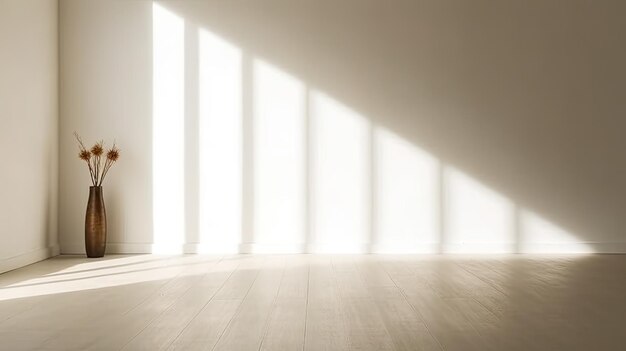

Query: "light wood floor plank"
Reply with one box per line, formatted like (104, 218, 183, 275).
(122, 257, 240, 350)
(336, 256, 395, 351)
(304, 255, 349, 351)
(212, 256, 284, 351)
(167, 299, 242, 351)
(1, 254, 626, 350)
(359, 259, 443, 351)
(260, 255, 309, 351)
(68, 256, 222, 350)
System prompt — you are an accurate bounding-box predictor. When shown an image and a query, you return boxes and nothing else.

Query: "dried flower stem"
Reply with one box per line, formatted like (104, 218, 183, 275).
(99, 142, 119, 186)
(74, 132, 96, 185)
(93, 156, 98, 183)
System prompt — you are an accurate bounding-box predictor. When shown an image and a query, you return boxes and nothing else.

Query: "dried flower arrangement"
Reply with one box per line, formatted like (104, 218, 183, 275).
(74, 132, 120, 186)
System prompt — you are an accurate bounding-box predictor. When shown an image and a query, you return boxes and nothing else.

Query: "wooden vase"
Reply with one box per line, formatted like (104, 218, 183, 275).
(85, 186, 106, 258)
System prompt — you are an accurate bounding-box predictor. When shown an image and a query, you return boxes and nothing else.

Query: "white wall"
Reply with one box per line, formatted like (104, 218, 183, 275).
(0, 0, 59, 272)
(59, 0, 153, 254)
(59, 0, 626, 254)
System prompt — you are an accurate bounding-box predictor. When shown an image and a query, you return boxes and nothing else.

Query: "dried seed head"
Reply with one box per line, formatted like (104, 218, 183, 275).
(107, 147, 120, 162)
(79, 150, 91, 161)
(91, 141, 104, 156)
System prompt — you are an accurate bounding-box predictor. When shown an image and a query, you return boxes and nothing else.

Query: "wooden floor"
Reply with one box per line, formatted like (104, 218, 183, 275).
(0, 254, 625, 350)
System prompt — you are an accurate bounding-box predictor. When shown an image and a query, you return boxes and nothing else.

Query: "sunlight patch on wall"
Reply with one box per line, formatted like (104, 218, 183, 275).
(518, 209, 592, 253)
(152, 3, 185, 254)
(252, 59, 306, 249)
(197, 29, 242, 253)
(146, 8, 591, 255)
(444, 167, 515, 253)
(309, 90, 370, 252)
(373, 128, 439, 253)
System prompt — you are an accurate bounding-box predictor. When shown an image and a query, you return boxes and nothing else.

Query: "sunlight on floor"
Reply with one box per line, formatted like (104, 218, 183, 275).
(3, 254, 618, 350)
(0, 255, 218, 301)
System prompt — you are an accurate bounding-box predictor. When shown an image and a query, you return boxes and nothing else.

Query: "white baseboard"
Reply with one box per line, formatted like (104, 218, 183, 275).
(61, 242, 153, 254)
(183, 243, 240, 254)
(369, 242, 441, 254)
(58, 241, 626, 255)
(519, 242, 626, 254)
(439, 242, 519, 254)
(0, 244, 60, 274)
(305, 243, 371, 254)
(239, 243, 307, 254)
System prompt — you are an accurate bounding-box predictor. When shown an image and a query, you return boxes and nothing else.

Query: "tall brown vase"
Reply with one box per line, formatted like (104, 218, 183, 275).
(85, 186, 106, 258)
